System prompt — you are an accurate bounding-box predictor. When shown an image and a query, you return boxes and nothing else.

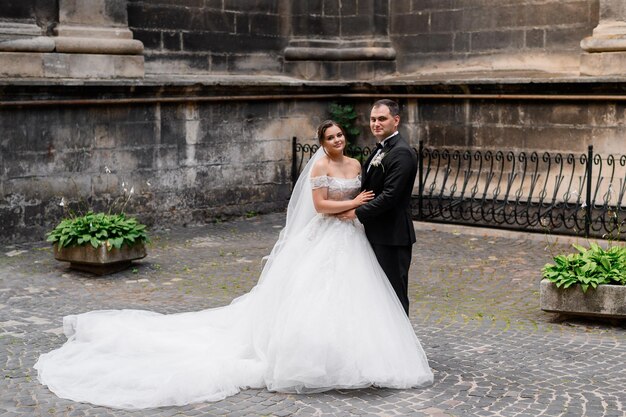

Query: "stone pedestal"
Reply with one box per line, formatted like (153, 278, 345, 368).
(0, 0, 144, 78)
(284, 0, 396, 80)
(284, 38, 396, 80)
(580, 0, 626, 76)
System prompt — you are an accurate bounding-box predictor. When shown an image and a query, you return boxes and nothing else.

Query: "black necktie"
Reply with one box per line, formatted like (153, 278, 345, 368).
(375, 142, 383, 151)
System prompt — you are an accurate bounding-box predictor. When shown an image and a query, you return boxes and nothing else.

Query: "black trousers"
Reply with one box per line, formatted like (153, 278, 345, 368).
(371, 243, 412, 315)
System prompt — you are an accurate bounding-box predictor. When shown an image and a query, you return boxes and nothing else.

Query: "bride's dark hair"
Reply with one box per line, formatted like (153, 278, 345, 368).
(316, 120, 346, 144)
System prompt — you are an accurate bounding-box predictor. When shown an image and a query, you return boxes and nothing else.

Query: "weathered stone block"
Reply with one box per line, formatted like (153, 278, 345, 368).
(337, 16, 371, 37)
(493, 4, 528, 28)
(526, 29, 545, 48)
(390, 13, 429, 35)
(145, 53, 209, 74)
(373, 13, 388, 36)
(580, 52, 626, 76)
(457, 7, 495, 32)
(453, 32, 470, 52)
(143, 0, 203, 7)
(392, 1, 410, 14)
(112, 54, 144, 77)
(293, 15, 340, 38)
(60, 0, 129, 26)
(540, 279, 626, 318)
(400, 34, 453, 53)
(229, 53, 282, 73)
(0, 52, 44, 77)
(430, 10, 455, 33)
(183, 32, 282, 53)
(412, 0, 454, 10)
(202, 9, 236, 33)
(134, 29, 161, 50)
(373, 0, 388, 15)
(128, 4, 194, 31)
(235, 14, 250, 34)
(204, 0, 223, 9)
(42, 53, 70, 76)
(322, 0, 339, 16)
(2, 0, 36, 20)
(420, 102, 465, 123)
(250, 14, 281, 36)
(67, 53, 109, 77)
(292, 0, 322, 15)
(471, 30, 524, 51)
(224, 0, 278, 13)
(545, 26, 591, 49)
(0, 206, 21, 237)
(470, 125, 527, 149)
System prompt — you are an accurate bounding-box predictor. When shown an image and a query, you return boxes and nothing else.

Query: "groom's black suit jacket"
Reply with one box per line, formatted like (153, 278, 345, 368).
(355, 133, 418, 246)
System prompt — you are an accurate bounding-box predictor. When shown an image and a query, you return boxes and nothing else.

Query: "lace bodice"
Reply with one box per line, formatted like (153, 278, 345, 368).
(310, 175, 361, 201)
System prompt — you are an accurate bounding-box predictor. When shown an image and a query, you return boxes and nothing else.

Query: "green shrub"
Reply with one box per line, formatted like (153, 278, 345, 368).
(47, 212, 149, 250)
(328, 103, 361, 144)
(542, 243, 626, 292)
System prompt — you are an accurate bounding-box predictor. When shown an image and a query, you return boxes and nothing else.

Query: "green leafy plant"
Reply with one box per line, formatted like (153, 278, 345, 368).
(328, 103, 361, 144)
(542, 243, 626, 292)
(47, 212, 149, 250)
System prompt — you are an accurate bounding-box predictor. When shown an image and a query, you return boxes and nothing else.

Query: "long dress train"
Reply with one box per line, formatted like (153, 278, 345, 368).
(35, 155, 434, 409)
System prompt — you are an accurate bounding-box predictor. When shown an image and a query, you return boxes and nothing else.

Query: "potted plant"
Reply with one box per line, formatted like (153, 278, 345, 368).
(47, 188, 149, 275)
(540, 243, 626, 318)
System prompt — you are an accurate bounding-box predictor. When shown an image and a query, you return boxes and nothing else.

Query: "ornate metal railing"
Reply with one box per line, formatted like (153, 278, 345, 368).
(292, 137, 626, 240)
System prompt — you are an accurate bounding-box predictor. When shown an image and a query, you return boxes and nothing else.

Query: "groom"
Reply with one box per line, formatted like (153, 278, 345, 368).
(342, 99, 418, 315)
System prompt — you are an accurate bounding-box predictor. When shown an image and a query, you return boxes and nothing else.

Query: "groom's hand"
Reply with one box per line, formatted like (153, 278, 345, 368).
(339, 209, 357, 221)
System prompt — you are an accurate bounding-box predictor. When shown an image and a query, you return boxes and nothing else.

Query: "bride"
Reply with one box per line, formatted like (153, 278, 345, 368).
(35, 120, 434, 409)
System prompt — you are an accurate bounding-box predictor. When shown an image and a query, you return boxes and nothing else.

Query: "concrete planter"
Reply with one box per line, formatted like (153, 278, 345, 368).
(540, 279, 626, 318)
(53, 243, 147, 275)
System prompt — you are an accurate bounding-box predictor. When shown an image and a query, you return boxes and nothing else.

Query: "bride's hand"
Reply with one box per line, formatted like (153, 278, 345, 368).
(353, 190, 374, 207)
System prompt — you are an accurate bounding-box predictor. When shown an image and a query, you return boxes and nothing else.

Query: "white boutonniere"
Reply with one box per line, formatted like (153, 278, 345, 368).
(370, 152, 386, 171)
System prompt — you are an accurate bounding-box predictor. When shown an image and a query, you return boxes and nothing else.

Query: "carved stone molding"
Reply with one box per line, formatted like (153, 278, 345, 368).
(284, 39, 396, 61)
(53, 0, 144, 56)
(0, 0, 144, 78)
(283, 0, 396, 80)
(0, 22, 54, 52)
(580, 0, 626, 75)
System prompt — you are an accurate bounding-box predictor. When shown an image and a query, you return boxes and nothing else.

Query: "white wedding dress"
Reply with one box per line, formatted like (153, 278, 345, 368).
(35, 150, 434, 410)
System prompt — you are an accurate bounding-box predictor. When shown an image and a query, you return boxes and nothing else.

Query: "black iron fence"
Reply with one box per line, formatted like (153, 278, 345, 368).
(292, 137, 626, 240)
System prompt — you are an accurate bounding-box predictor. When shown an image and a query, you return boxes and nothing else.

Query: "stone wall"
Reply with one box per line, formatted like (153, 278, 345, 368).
(0, 84, 330, 244)
(410, 99, 623, 155)
(3, 81, 626, 243)
(2, 0, 626, 244)
(391, 0, 599, 74)
(0, 0, 607, 78)
(2, 0, 57, 33)
(128, 0, 288, 75)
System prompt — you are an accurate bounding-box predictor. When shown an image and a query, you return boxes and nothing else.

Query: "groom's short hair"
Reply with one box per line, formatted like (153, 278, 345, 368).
(372, 99, 400, 117)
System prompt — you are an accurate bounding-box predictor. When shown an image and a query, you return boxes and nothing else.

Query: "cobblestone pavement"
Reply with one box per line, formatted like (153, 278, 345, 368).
(2, 213, 625, 417)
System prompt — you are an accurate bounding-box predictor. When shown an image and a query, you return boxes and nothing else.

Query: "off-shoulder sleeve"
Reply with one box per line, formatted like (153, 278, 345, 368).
(310, 175, 329, 189)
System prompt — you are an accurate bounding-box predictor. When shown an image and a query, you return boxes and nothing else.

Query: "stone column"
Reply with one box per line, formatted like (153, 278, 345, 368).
(51, 0, 144, 78)
(580, 0, 626, 76)
(0, 0, 144, 78)
(283, 0, 396, 80)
